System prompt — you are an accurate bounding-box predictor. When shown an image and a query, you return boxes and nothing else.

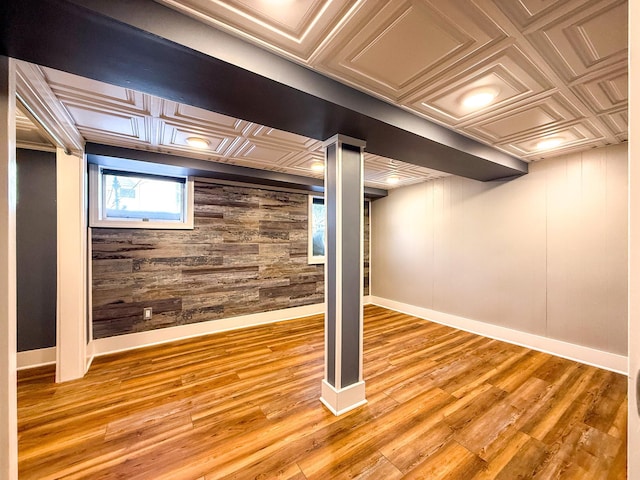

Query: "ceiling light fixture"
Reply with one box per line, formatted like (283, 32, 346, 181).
(185, 136, 210, 149)
(310, 161, 324, 173)
(536, 137, 563, 150)
(461, 87, 500, 110)
(387, 174, 400, 185)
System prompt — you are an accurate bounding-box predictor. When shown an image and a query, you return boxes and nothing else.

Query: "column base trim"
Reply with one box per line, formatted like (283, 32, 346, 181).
(320, 379, 367, 416)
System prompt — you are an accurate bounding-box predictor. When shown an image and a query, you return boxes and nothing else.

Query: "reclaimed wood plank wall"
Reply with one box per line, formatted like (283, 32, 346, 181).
(92, 181, 370, 339)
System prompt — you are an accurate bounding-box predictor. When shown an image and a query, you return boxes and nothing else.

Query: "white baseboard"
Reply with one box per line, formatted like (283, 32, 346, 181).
(17, 347, 56, 370)
(17, 346, 95, 373)
(85, 341, 94, 374)
(369, 296, 628, 375)
(92, 302, 327, 357)
(14, 297, 382, 371)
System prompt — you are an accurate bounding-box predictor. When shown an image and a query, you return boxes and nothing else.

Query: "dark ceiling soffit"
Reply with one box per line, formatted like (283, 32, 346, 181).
(68, 0, 527, 179)
(1, 0, 528, 182)
(85, 143, 388, 199)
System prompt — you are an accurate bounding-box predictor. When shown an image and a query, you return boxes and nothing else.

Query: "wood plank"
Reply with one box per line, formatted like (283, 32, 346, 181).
(17, 306, 627, 479)
(92, 183, 371, 338)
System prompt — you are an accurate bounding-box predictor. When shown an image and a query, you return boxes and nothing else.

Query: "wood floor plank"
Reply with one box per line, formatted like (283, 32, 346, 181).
(401, 439, 486, 480)
(380, 420, 455, 474)
(17, 305, 627, 479)
(470, 428, 532, 480)
(490, 436, 549, 480)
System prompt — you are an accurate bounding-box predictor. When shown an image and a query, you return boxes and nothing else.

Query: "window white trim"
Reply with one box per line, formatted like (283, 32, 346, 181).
(308, 195, 325, 264)
(308, 196, 371, 265)
(89, 163, 194, 229)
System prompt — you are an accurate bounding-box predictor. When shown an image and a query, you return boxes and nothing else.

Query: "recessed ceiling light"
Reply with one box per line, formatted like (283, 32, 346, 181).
(461, 87, 500, 110)
(387, 174, 400, 185)
(310, 161, 324, 173)
(185, 136, 210, 149)
(536, 137, 563, 150)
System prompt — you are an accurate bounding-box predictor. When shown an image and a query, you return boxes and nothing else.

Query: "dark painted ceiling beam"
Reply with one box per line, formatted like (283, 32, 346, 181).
(1, 0, 529, 181)
(85, 143, 388, 199)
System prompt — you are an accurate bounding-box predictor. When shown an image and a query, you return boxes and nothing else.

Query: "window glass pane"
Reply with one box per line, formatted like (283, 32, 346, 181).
(311, 197, 325, 257)
(103, 173, 183, 221)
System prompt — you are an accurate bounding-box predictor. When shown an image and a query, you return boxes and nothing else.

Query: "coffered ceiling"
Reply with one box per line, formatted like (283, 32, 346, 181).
(14, 0, 628, 189)
(156, 0, 628, 160)
(15, 61, 446, 189)
(15, 106, 53, 151)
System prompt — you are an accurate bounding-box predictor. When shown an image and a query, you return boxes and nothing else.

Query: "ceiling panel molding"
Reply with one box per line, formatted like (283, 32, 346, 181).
(43, 67, 145, 111)
(72, 0, 626, 166)
(598, 108, 628, 140)
(465, 92, 584, 143)
(270, 149, 324, 177)
(404, 45, 553, 124)
(30, 59, 450, 188)
(248, 125, 322, 151)
(363, 152, 446, 188)
(571, 67, 628, 114)
(346, 1, 471, 90)
(6, 0, 628, 181)
(164, 100, 247, 133)
(15, 62, 84, 152)
(525, 0, 627, 84)
(6, 0, 522, 180)
(15, 106, 56, 151)
(493, 0, 595, 32)
(160, 121, 236, 155)
(230, 138, 300, 166)
(40, 65, 158, 147)
(155, 0, 360, 62)
(502, 119, 607, 159)
(316, 0, 507, 101)
(65, 103, 147, 139)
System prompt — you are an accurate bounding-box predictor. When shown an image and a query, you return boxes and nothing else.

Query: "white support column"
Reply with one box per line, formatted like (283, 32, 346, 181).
(56, 148, 88, 383)
(0, 55, 18, 480)
(628, 0, 640, 475)
(320, 134, 366, 416)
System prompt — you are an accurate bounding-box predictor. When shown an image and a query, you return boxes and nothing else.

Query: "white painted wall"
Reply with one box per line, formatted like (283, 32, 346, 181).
(0, 56, 18, 480)
(56, 148, 88, 382)
(372, 144, 628, 357)
(628, 0, 639, 473)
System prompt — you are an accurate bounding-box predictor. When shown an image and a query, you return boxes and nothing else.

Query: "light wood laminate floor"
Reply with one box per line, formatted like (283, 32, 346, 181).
(18, 305, 627, 479)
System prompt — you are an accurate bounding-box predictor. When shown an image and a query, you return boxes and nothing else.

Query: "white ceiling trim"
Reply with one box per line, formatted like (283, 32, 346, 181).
(15, 62, 84, 153)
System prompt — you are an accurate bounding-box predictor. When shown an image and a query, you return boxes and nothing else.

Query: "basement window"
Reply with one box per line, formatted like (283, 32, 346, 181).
(89, 164, 194, 229)
(308, 195, 325, 264)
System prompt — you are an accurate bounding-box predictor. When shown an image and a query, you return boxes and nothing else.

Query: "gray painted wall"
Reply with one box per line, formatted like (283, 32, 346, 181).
(338, 144, 362, 388)
(371, 144, 628, 356)
(16, 149, 57, 352)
